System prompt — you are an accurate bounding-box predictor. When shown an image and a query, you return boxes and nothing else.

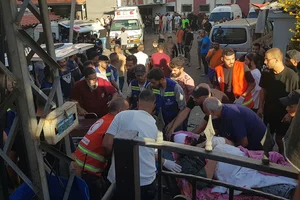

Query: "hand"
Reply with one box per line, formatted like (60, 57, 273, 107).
(165, 124, 174, 140)
(234, 96, 244, 105)
(257, 108, 263, 119)
(163, 159, 182, 173)
(281, 113, 292, 123)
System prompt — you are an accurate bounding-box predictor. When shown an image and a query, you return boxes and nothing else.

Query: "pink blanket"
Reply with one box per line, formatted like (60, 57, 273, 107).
(238, 146, 291, 176)
(177, 178, 267, 200)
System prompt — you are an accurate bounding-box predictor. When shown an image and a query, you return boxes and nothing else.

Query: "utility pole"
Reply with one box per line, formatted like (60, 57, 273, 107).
(69, 0, 76, 43)
(0, 0, 50, 198)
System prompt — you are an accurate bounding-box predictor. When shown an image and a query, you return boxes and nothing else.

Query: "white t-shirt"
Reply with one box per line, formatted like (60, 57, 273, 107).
(134, 51, 149, 66)
(106, 110, 158, 186)
(155, 16, 160, 25)
(118, 32, 128, 45)
(167, 15, 173, 24)
(250, 68, 261, 109)
(174, 16, 181, 24)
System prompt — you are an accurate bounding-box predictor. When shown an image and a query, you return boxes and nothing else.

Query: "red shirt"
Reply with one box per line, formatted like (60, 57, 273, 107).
(71, 78, 116, 118)
(151, 52, 171, 77)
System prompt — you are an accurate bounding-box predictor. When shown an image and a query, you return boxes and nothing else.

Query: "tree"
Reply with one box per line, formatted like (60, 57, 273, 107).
(279, 0, 300, 49)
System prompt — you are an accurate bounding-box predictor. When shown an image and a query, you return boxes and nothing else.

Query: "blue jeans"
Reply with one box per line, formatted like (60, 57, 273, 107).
(99, 37, 106, 50)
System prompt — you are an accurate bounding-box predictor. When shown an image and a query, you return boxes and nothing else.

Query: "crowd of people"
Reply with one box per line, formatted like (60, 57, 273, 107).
(3, 10, 300, 200)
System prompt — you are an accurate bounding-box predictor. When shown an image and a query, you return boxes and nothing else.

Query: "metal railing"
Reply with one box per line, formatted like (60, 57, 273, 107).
(109, 131, 298, 200)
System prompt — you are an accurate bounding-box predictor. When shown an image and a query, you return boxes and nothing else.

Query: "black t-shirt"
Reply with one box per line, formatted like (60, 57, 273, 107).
(260, 67, 299, 118)
(187, 89, 230, 121)
(214, 64, 255, 102)
(99, 29, 107, 38)
(59, 69, 73, 99)
(184, 32, 194, 46)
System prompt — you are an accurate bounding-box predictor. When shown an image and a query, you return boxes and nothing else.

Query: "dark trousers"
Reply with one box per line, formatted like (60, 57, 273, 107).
(81, 173, 108, 200)
(119, 76, 125, 92)
(201, 53, 209, 75)
(184, 45, 191, 62)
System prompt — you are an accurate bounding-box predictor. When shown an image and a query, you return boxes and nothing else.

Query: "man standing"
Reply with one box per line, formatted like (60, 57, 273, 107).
(58, 58, 73, 101)
(74, 98, 129, 200)
(174, 14, 181, 32)
(164, 36, 178, 59)
(102, 90, 159, 200)
(170, 57, 194, 100)
(114, 45, 126, 91)
(214, 48, 255, 108)
(176, 27, 184, 57)
(162, 14, 168, 34)
(154, 14, 160, 34)
(181, 16, 189, 29)
(183, 27, 194, 65)
(134, 44, 149, 67)
(147, 68, 186, 130)
(126, 55, 138, 85)
(167, 13, 173, 33)
(127, 64, 150, 109)
(203, 97, 266, 150)
(108, 53, 120, 92)
(258, 48, 299, 154)
(285, 49, 300, 74)
(199, 30, 210, 75)
(151, 44, 171, 77)
(71, 67, 118, 117)
(206, 41, 223, 83)
(117, 27, 129, 55)
(95, 55, 110, 81)
(67, 54, 82, 82)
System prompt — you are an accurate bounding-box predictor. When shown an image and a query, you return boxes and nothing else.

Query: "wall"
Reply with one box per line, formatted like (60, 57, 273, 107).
(152, 2, 175, 15)
(86, 0, 117, 19)
(193, 0, 206, 14)
(176, 0, 193, 14)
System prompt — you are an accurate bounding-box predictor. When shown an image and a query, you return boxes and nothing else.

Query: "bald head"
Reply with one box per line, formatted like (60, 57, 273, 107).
(109, 97, 129, 113)
(138, 90, 156, 114)
(266, 48, 283, 62)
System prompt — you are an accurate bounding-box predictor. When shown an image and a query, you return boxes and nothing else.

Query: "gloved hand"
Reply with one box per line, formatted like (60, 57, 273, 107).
(234, 96, 245, 105)
(163, 159, 182, 173)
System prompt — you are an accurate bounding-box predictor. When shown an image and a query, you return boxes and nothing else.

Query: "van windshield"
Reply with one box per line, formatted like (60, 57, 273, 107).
(111, 19, 139, 31)
(211, 27, 247, 44)
(209, 12, 231, 22)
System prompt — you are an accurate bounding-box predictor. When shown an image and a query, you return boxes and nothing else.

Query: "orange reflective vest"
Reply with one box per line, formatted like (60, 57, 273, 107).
(215, 61, 254, 108)
(74, 113, 114, 176)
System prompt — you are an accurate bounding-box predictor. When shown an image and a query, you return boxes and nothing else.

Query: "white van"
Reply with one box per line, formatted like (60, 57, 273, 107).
(248, 7, 258, 18)
(34, 20, 105, 42)
(209, 4, 242, 25)
(109, 6, 144, 49)
(209, 18, 273, 58)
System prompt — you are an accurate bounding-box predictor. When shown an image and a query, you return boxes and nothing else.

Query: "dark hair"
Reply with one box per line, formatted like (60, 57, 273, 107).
(139, 90, 156, 103)
(147, 68, 164, 81)
(170, 57, 185, 69)
(83, 67, 96, 78)
(246, 53, 260, 68)
(83, 60, 94, 69)
(89, 51, 99, 60)
(109, 97, 127, 113)
(253, 43, 261, 48)
(222, 47, 235, 57)
(157, 44, 164, 50)
(126, 55, 137, 64)
(109, 52, 118, 61)
(114, 44, 121, 51)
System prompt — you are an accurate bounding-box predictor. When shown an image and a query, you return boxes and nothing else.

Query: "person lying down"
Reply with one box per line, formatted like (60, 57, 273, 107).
(171, 132, 297, 199)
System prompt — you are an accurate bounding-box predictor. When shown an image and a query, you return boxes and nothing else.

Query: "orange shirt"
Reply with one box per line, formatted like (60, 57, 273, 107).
(206, 48, 223, 69)
(176, 30, 184, 43)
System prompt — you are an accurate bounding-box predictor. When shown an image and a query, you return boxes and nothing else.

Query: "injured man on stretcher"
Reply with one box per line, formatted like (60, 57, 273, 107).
(171, 132, 297, 199)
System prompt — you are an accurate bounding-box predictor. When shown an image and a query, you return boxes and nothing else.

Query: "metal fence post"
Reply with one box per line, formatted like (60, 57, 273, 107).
(114, 131, 141, 200)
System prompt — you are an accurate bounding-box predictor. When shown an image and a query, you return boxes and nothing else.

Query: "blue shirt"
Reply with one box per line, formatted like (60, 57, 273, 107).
(200, 36, 210, 54)
(218, 104, 266, 150)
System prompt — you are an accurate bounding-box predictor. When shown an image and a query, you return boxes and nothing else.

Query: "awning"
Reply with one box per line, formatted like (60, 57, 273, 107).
(30, 43, 94, 61)
(104, 10, 115, 15)
(58, 20, 105, 33)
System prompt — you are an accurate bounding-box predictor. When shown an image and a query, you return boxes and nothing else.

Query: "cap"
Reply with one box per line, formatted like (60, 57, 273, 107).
(99, 55, 109, 61)
(286, 50, 300, 62)
(280, 90, 300, 106)
(134, 64, 146, 76)
(192, 83, 210, 98)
